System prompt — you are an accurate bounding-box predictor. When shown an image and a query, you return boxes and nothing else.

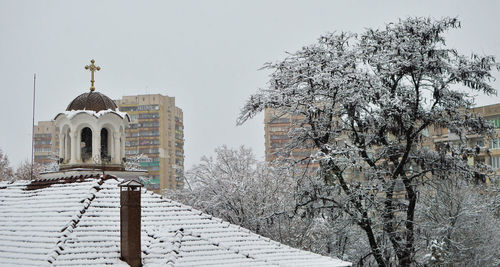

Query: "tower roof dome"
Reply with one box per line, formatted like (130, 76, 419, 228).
(66, 91, 117, 112)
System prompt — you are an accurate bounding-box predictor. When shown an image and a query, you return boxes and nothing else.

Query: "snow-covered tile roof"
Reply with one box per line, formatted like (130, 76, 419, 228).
(0, 176, 350, 266)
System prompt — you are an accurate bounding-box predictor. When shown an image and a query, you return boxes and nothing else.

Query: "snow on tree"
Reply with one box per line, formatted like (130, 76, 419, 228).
(124, 154, 155, 187)
(42, 160, 59, 173)
(167, 146, 374, 261)
(15, 159, 43, 180)
(418, 181, 500, 266)
(0, 149, 14, 181)
(167, 146, 294, 238)
(124, 154, 149, 171)
(41, 152, 59, 173)
(238, 17, 499, 266)
(168, 146, 342, 254)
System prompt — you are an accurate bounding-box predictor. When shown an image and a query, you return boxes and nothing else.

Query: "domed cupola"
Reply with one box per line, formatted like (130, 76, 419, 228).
(53, 59, 129, 171)
(66, 91, 118, 112)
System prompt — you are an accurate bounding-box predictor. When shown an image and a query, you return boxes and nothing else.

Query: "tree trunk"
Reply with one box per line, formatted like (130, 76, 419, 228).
(360, 220, 386, 267)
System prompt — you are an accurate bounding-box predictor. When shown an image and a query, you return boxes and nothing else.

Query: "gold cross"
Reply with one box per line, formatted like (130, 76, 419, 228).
(84, 59, 101, 91)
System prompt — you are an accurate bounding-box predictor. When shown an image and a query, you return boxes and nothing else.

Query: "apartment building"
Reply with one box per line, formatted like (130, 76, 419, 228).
(33, 121, 59, 165)
(265, 103, 500, 184)
(264, 108, 289, 162)
(264, 108, 319, 167)
(115, 94, 184, 192)
(34, 93, 184, 192)
(430, 103, 500, 180)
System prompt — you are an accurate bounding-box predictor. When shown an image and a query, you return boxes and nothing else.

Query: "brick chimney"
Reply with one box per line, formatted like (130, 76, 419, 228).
(118, 180, 143, 267)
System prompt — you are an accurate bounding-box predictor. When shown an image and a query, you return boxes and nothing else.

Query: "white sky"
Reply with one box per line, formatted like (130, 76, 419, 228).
(1, 0, 499, 170)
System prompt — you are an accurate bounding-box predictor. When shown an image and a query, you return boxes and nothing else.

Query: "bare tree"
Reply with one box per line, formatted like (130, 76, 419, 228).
(15, 159, 42, 180)
(41, 152, 60, 173)
(0, 149, 14, 181)
(418, 180, 500, 266)
(166, 146, 360, 257)
(166, 146, 500, 265)
(238, 17, 499, 266)
(167, 146, 293, 237)
(125, 154, 150, 171)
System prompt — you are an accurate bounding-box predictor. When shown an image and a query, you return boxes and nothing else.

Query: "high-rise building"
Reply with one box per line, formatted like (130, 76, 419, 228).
(430, 103, 500, 181)
(33, 121, 59, 165)
(33, 93, 184, 192)
(264, 108, 291, 162)
(115, 94, 184, 191)
(264, 108, 319, 168)
(265, 104, 500, 184)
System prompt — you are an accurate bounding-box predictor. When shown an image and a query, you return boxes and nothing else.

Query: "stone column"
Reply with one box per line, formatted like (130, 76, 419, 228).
(65, 132, 71, 163)
(59, 132, 65, 160)
(121, 131, 125, 163)
(113, 132, 121, 164)
(92, 129, 101, 164)
(70, 130, 78, 164)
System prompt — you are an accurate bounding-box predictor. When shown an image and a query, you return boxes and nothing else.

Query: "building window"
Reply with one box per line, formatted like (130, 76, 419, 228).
(489, 138, 500, 149)
(139, 130, 159, 137)
(475, 139, 485, 148)
(34, 147, 52, 152)
(488, 118, 500, 128)
(126, 150, 138, 155)
(491, 156, 500, 169)
(138, 113, 159, 119)
(269, 126, 288, 132)
(120, 106, 137, 112)
(270, 118, 290, 123)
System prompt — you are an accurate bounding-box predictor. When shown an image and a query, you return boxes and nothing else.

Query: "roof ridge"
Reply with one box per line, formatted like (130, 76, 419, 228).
(46, 177, 105, 264)
(144, 228, 184, 266)
(165, 228, 183, 267)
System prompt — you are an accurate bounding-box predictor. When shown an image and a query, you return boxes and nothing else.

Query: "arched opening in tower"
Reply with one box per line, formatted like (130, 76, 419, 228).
(101, 128, 110, 162)
(81, 127, 92, 162)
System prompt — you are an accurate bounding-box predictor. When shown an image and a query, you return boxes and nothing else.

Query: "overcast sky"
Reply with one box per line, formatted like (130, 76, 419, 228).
(1, 0, 499, 169)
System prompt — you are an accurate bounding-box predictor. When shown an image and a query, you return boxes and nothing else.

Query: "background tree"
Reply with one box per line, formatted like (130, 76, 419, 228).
(41, 152, 60, 173)
(0, 149, 14, 181)
(167, 146, 296, 240)
(169, 146, 499, 265)
(238, 17, 499, 266)
(124, 153, 150, 171)
(417, 180, 500, 266)
(15, 159, 42, 180)
(166, 145, 372, 261)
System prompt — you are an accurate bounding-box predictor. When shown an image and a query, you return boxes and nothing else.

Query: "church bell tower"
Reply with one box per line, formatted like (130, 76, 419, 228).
(53, 59, 130, 171)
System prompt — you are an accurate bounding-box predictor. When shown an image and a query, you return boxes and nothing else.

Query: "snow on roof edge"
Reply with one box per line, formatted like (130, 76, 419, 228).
(54, 109, 130, 121)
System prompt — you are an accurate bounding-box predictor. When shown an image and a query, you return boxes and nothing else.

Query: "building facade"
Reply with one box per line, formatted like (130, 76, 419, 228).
(264, 108, 319, 168)
(264, 108, 290, 162)
(430, 103, 500, 180)
(34, 93, 184, 192)
(33, 121, 59, 165)
(265, 104, 500, 183)
(115, 94, 184, 191)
